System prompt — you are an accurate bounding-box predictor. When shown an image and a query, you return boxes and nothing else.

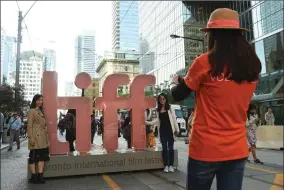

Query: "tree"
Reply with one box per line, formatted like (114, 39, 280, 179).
(0, 84, 14, 114)
(0, 84, 30, 116)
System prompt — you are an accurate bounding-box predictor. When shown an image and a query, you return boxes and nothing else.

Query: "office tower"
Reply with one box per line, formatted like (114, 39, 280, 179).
(43, 48, 56, 71)
(75, 30, 97, 78)
(139, 1, 233, 85)
(112, 1, 139, 51)
(1, 35, 16, 84)
(19, 51, 43, 101)
(236, 1, 283, 125)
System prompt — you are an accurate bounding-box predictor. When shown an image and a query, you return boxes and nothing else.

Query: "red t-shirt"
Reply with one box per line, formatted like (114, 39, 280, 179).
(184, 53, 256, 162)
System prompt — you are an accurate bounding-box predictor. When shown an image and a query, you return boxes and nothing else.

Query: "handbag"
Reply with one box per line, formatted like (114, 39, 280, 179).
(7, 119, 17, 136)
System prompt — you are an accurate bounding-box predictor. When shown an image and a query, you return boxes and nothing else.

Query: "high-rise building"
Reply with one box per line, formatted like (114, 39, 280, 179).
(139, 1, 232, 85)
(75, 30, 97, 79)
(233, 1, 283, 125)
(1, 35, 16, 84)
(43, 48, 56, 71)
(19, 51, 43, 101)
(112, 1, 139, 51)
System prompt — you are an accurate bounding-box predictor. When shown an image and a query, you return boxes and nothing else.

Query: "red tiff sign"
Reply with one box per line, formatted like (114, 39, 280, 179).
(43, 72, 156, 155)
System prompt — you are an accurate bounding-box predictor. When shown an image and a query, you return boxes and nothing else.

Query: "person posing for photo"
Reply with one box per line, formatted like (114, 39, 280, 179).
(146, 93, 179, 173)
(27, 94, 50, 184)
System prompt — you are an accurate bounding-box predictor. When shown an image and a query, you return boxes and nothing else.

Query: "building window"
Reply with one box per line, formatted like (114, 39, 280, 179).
(115, 53, 126, 59)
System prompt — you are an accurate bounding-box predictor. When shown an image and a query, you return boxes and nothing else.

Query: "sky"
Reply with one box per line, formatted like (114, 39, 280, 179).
(1, 1, 112, 95)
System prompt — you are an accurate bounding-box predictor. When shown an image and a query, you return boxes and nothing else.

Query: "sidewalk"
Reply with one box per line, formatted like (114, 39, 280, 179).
(248, 149, 284, 166)
(0, 137, 27, 150)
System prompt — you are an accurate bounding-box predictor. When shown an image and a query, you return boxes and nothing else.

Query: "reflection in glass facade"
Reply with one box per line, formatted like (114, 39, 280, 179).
(182, 2, 234, 69)
(112, 1, 139, 51)
(139, 1, 234, 85)
(233, 1, 284, 125)
(139, 1, 185, 85)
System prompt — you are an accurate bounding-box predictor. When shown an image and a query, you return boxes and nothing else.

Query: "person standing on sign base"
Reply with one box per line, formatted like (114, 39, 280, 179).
(170, 8, 262, 190)
(146, 93, 180, 173)
(27, 94, 50, 184)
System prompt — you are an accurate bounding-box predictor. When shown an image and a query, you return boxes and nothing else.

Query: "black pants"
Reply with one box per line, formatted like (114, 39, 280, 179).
(66, 133, 75, 152)
(127, 138, 131, 148)
(160, 135, 174, 167)
(91, 130, 96, 144)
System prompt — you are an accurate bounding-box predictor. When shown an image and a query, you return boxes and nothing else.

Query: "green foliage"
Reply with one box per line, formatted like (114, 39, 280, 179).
(0, 84, 30, 116)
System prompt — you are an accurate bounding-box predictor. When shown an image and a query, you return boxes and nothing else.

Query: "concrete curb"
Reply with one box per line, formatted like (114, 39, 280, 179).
(0, 138, 27, 150)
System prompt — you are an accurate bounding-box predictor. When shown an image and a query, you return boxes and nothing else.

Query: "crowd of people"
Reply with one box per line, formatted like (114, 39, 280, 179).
(0, 7, 279, 190)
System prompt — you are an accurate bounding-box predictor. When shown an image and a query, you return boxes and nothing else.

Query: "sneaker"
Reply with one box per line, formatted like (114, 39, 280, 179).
(254, 159, 263, 164)
(7, 148, 12, 151)
(246, 159, 250, 162)
(169, 166, 174, 173)
(164, 166, 169, 173)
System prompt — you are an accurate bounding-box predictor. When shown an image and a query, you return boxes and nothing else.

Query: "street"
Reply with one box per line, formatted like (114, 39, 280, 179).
(1, 134, 283, 190)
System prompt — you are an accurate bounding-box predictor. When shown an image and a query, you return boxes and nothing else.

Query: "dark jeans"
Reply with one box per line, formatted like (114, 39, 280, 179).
(66, 133, 75, 152)
(91, 130, 96, 144)
(127, 139, 131, 148)
(160, 135, 174, 167)
(187, 157, 246, 190)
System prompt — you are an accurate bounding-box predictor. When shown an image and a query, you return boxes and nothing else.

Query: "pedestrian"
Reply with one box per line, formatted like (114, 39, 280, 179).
(99, 115, 104, 145)
(0, 110, 4, 144)
(265, 107, 275, 125)
(170, 8, 262, 190)
(27, 94, 50, 184)
(65, 110, 76, 152)
(246, 104, 263, 164)
(7, 112, 22, 151)
(91, 114, 97, 144)
(146, 93, 180, 173)
(122, 112, 132, 148)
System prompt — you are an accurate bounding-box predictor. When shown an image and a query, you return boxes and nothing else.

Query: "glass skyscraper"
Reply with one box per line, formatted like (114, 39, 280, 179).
(75, 30, 97, 79)
(112, 1, 139, 51)
(139, 1, 233, 86)
(1, 35, 15, 84)
(233, 1, 283, 125)
(43, 48, 56, 72)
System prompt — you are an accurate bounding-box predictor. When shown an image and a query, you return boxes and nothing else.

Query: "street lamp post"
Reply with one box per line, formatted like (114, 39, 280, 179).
(170, 34, 205, 53)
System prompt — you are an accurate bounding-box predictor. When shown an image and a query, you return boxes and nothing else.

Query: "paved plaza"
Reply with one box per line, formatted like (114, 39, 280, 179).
(1, 133, 283, 190)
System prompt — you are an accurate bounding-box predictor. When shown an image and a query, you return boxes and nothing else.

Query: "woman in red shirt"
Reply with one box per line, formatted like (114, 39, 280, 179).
(171, 8, 261, 190)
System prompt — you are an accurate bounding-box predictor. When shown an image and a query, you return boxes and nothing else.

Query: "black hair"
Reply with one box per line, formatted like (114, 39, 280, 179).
(30, 94, 44, 112)
(208, 30, 261, 83)
(67, 109, 76, 117)
(157, 93, 170, 112)
(247, 104, 257, 120)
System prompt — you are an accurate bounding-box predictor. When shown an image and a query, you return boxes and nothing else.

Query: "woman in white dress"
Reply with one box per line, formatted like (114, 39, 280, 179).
(246, 104, 263, 164)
